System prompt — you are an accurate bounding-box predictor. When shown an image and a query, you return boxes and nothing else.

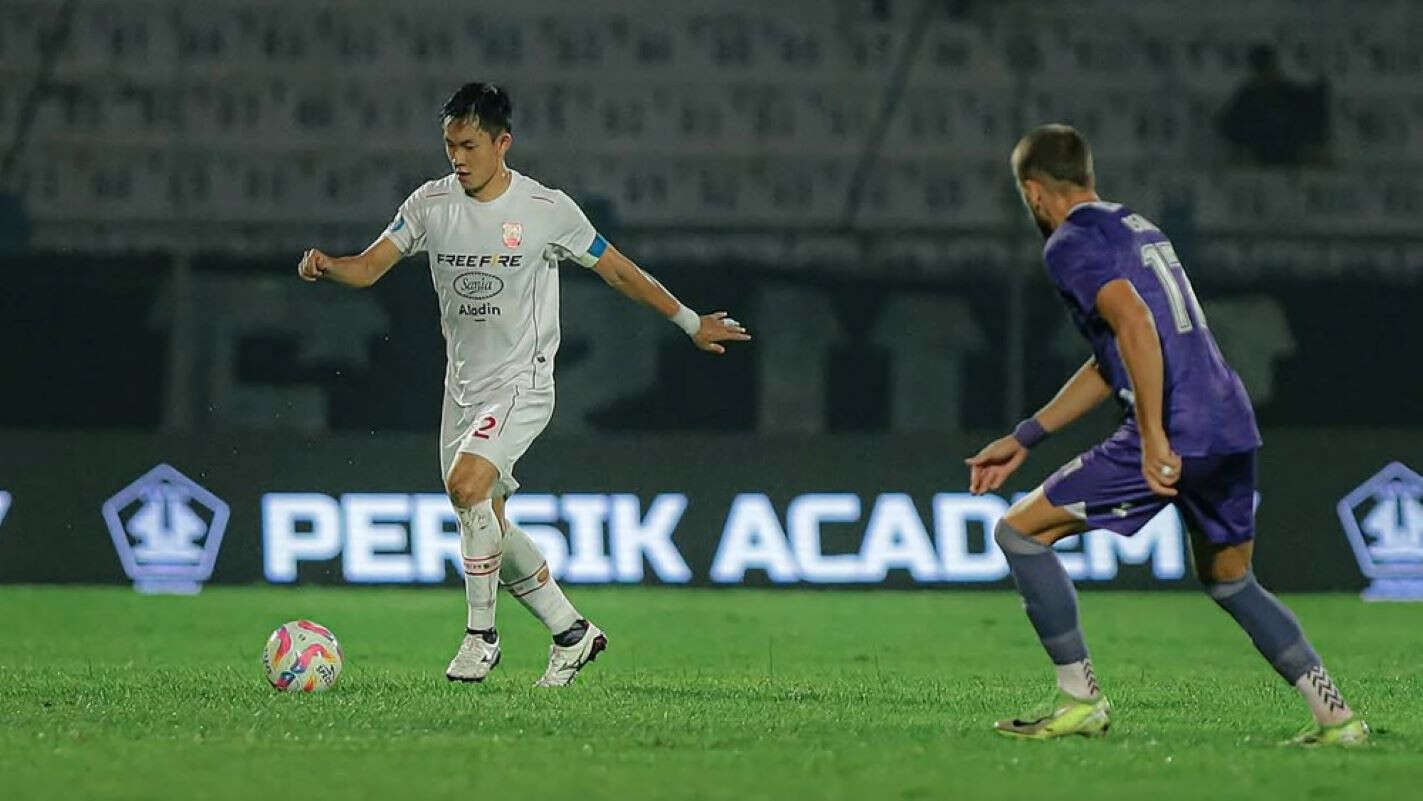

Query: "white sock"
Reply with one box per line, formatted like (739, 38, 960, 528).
(456, 499, 502, 631)
(1055, 658, 1101, 700)
(1295, 665, 1353, 726)
(500, 522, 580, 636)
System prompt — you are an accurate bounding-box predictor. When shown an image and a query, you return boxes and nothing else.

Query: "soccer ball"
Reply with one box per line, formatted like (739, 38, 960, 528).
(261, 619, 344, 692)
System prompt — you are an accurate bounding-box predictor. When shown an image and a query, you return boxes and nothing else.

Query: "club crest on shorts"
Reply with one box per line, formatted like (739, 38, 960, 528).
(501, 222, 523, 249)
(1336, 461, 1423, 601)
(101, 463, 230, 595)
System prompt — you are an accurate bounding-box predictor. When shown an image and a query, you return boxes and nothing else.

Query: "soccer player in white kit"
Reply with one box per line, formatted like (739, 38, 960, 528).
(296, 82, 750, 686)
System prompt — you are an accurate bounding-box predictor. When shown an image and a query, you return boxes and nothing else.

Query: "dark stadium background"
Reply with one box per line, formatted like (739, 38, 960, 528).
(2, 0, 1420, 593)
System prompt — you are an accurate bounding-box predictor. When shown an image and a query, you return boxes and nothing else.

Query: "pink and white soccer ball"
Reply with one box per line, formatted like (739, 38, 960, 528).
(261, 619, 344, 692)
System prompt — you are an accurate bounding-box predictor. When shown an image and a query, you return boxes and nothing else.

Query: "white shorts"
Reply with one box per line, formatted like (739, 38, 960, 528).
(439, 382, 554, 497)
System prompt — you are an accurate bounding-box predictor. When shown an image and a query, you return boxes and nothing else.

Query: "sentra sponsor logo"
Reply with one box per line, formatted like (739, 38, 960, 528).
(452, 271, 505, 300)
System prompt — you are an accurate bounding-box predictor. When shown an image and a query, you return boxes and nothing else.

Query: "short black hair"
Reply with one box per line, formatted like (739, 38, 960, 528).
(441, 82, 513, 136)
(1012, 124, 1094, 188)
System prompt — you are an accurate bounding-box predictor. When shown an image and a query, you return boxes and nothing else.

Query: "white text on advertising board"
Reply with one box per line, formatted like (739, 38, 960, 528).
(262, 491, 1185, 584)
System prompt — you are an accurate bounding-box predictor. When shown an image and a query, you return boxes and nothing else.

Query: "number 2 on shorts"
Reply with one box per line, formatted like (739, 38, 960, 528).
(472, 416, 497, 440)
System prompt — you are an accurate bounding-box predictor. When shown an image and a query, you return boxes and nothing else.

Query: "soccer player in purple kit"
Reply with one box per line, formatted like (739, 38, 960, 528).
(966, 125, 1368, 745)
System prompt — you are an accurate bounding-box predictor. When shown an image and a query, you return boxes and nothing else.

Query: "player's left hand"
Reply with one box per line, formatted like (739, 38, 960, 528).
(692, 312, 751, 354)
(1142, 434, 1182, 497)
(965, 435, 1028, 495)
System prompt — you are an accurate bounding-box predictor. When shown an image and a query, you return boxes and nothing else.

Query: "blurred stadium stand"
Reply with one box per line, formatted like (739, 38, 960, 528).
(1, 0, 1420, 434)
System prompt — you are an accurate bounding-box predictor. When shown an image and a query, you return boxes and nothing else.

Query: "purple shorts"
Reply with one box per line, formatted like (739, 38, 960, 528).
(1042, 425, 1258, 545)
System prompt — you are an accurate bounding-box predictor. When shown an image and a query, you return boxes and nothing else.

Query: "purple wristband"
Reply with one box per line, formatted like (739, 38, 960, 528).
(1012, 418, 1049, 449)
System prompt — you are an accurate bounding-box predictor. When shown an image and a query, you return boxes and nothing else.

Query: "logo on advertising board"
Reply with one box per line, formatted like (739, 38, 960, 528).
(1336, 462, 1423, 601)
(102, 464, 230, 594)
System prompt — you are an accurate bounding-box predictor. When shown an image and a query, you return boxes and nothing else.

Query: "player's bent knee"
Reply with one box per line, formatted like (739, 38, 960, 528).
(1003, 492, 1038, 525)
(446, 483, 483, 510)
(1194, 541, 1254, 587)
(446, 476, 493, 509)
(1200, 564, 1251, 590)
(1000, 488, 1083, 546)
(445, 458, 498, 509)
(993, 518, 1047, 555)
(1001, 503, 1035, 536)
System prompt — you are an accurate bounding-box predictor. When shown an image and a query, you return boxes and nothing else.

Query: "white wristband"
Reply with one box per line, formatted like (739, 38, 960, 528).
(670, 304, 700, 336)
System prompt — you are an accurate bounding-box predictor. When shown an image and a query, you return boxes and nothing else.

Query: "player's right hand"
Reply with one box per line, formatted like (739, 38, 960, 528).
(691, 311, 752, 355)
(1142, 433, 1182, 497)
(298, 248, 330, 282)
(965, 435, 1028, 495)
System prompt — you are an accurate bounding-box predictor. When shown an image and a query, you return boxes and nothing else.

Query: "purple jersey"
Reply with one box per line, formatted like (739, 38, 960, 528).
(1043, 201, 1261, 456)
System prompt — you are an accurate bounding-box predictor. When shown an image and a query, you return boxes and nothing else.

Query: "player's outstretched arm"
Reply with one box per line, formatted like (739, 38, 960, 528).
(588, 244, 751, 355)
(1095, 278, 1181, 496)
(964, 358, 1111, 495)
(297, 237, 403, 289)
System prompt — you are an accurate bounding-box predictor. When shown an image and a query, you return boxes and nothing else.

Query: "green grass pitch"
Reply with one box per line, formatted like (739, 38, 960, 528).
(1, 586, 1418, 800)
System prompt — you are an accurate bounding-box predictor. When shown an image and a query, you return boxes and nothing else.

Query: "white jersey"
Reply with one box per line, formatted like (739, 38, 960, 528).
(382, 170, 603, 405)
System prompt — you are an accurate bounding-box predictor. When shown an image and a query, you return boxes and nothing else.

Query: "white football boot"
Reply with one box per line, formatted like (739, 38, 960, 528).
(445, 630, 501, 683)
(534, 621, 607, 687)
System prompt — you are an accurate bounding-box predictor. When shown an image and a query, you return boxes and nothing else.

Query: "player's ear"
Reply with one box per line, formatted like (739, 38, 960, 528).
(1022, 179, 1040, 207)
(495, 130, 513, 156)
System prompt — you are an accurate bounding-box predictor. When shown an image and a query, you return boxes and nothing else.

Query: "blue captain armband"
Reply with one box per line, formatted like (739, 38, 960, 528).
(570, 233, 608, 268)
